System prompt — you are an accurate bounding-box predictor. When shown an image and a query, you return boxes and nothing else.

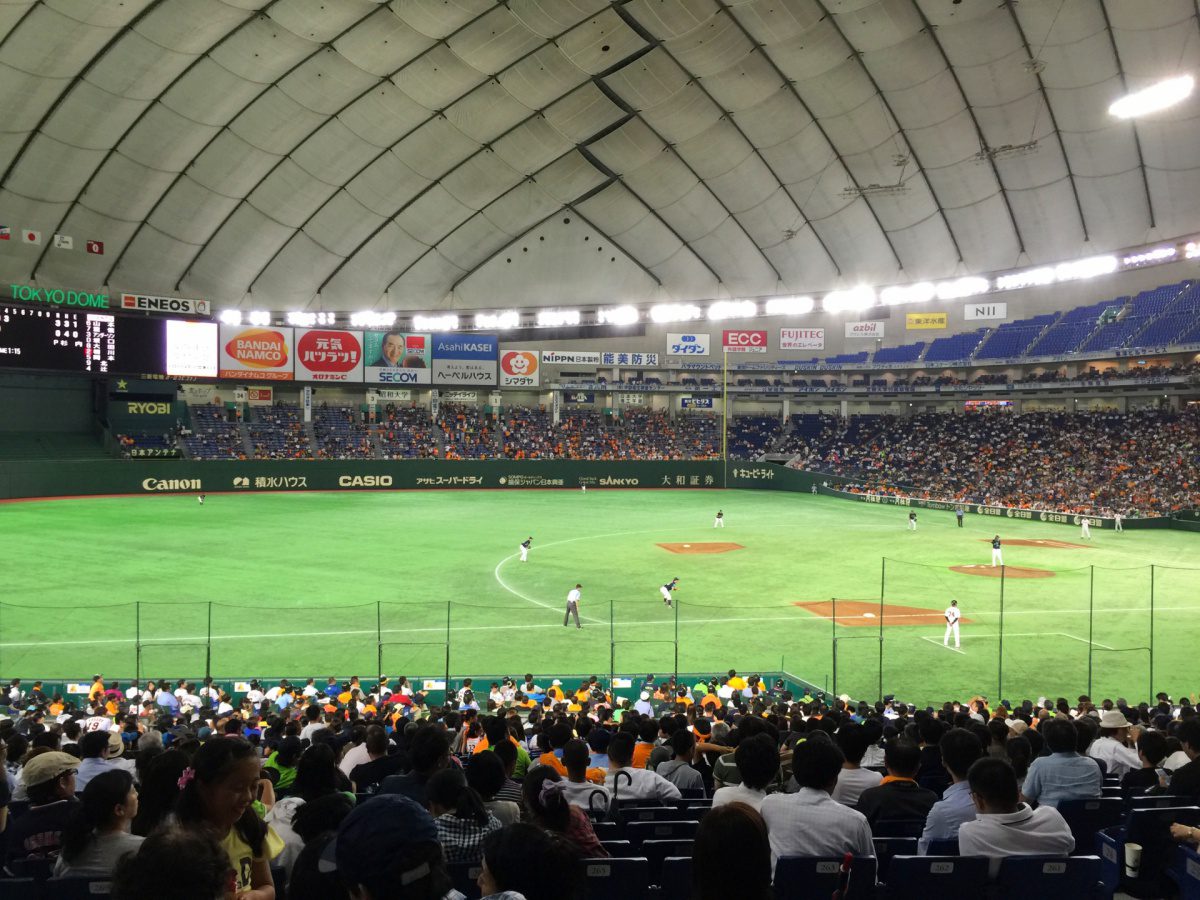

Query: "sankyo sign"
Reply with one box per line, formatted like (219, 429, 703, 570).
(9, 283, 109, 309)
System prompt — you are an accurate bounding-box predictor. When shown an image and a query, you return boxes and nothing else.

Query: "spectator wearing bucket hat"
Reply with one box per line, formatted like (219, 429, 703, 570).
(4, 751, 80, 868)
(1088, 709, 1142, 778)
(319, 793, 458, 899)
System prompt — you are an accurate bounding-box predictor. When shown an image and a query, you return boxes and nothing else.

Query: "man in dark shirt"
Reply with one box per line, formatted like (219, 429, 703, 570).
(855, 740, 938, 828)
(380, 725, 450, 808)
(4, 752, 79, 869)
(349, 725, 408, 795)
(1163, 719, 1200, 798)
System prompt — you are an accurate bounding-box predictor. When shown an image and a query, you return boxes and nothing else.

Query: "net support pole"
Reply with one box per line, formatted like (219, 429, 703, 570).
(444, 601, 451, 705)
(998, 565, 1006, 701)
(135, 601, 142, 684)
(1087, 566, 1095, 697)
(722, 349, 729, 488)
(376, 601, 382, 680)
(1149, 565, 1156, 699)
(673, 597, 679, 684)
(878, 558, 885, 699)
(205, 601, 212, 682)
(609, 597, 615, 694)
(831, 597, 838, 698)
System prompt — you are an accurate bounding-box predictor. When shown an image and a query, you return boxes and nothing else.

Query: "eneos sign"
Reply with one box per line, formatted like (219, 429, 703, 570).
(722, 330, 767, 352)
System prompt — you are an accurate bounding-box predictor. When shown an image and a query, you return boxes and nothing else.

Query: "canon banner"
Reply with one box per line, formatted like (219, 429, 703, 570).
(541, 349, 600, 365)
(432, 333, 497, 386)
(218, 325, 294, 380)
(844, 321, 884, 339)
(779, 328, 824, 351)
(364, 331, 432, 386)
(723, 330, 768, 352)
(294, 328, 364, 382)
(499, 349, 540, 387)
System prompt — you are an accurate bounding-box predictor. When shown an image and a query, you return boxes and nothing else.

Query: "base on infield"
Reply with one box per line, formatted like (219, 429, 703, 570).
(793, 600, 972, 627)
(657, 542, 743, 554)
(977, 539, 1089, 549)
(950, 565, 1055, 578)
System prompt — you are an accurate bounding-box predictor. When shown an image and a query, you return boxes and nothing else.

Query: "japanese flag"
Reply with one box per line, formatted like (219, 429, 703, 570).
(22, 230, 41, 245)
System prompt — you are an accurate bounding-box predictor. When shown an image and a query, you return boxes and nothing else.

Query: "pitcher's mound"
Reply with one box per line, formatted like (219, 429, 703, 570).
(794, 600, 972, 627)
(977, 539, 1089, 549)
(658, 542, 743, 554)
(951, 565, 1055, 578)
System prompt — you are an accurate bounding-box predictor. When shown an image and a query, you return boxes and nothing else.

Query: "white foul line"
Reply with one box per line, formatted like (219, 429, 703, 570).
(922, 636, 965, 655)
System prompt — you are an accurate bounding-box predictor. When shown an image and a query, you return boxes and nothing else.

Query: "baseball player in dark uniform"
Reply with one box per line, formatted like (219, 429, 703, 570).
(519, 536, 532, 562)
(660, 577, 679, 607)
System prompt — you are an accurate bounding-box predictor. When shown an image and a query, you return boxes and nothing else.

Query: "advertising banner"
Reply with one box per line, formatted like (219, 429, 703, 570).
(542, 349, 600, 365)
(964, 302, 1007, 321)
(375, 389, 412, 401)
(667, 333, 710, 356)
(432, 333, 497, 386)
(248, 388, 273, 404)
(563, 391, 594, 404)
(499, 349, 540, 387)
(294, 328, 364, 382)
(364, 331, 430, 385)
(906, 312, 948, 330)
(601, 351, 659, 366)
(165, 320, 218, 377)
(218, 325, 294, 380)
(844, 321, 884, 339)
(681, 397, 714, 409)
(442, 391, 477, 402)
(723, 329, 768, 352)
(779, 328, 824, 350)
(120, 292, 211, 317)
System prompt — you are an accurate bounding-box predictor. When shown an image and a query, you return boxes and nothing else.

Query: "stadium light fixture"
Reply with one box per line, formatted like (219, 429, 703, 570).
(287, 311, 316, 328)
(1122, 246, 1176, 267)
(247, 310, 271, 327)
(880, 283, 935, 306)
(935, 277, 990, 301)
(707, 300, 757, 320)
(764, 296, 814, 316)
(1109, 75, 1194, 119)
(1186, 241, 1200, 260)
(218, 309, 242, 327)
(474, 311, 519, 330)
(315, 311, 335, 326)
(822, 286, 876, 313)
(597, 305, 640, 326)
(536, 309, 581, 328)
(350, 311, 397, 329)
(650, 303, 703, 323)
(413, 314, 458, 331)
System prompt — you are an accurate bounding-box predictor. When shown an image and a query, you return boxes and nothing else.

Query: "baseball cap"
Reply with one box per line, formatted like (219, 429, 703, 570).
(107, 731, 125, 758)
(319, 795, 441, 894)
(22, 751, 78, 787)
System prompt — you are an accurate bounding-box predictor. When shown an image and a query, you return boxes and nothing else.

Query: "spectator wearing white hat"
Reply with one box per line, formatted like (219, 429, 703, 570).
(634, 692, 653, 716)
(1088, 710, 1141, 778)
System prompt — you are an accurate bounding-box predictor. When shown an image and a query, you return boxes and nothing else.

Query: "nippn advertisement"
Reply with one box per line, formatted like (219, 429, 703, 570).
(499, 350, 539, 387)
(364, 331, 431, 385)
(295, 328, 364, 382)
(219, 325, 294, 380)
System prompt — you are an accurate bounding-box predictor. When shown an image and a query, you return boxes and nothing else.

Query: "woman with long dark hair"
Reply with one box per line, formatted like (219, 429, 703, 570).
(55, 769, 143, 878)
(426, 767, 501, 864)
(692, 803, 772, 900)
(521, 768, 607, 859)
(131, 747, 189, 837)
(176, 737, 283, 900)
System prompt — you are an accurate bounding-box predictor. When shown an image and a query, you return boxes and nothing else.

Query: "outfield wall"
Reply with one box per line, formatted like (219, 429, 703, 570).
(0, 459, 723, 499)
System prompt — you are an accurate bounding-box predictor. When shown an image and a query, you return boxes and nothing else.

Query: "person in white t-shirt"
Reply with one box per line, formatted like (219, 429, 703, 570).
(605, 733, 681, 803)
(944, 600, 961, 649)
(830, 723, 883, 807)
(244, 681, 265, 705)
(563, 584, 582, 629)
(958, 757, 1073, 877)
(712, 733, 778, 812)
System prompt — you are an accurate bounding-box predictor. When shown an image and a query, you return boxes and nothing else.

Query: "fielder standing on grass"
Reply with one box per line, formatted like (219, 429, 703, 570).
(956, 506, 964, 527)
(908, 511, 918, 531)
(564, 583, 582, 629)
(519, 536, 532, 562)
(944, 600, 961, 648)
(991, 535, 1003, 567)
(713, 509, 724, 528)
(1081, 517, 1092, 540)
(660, 577, 679, 608)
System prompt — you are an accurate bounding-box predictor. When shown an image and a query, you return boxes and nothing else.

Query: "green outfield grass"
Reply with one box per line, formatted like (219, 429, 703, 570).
(0, 488, 1196, 705)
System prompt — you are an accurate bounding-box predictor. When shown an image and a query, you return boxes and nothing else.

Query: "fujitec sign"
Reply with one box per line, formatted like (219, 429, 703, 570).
(722, 330, 768, 353)
(779, 328, 824, 350)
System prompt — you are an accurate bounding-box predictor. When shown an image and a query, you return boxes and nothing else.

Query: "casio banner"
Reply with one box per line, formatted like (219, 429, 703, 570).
(722, 330, 767, 352)
(779, 328, 824, 351)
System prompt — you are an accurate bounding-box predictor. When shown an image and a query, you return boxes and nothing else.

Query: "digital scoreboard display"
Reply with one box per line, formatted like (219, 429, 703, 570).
(0, 304, 218, 376)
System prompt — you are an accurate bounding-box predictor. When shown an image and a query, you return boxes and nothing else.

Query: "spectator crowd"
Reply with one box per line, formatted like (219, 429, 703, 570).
(3, 670, 1200, 899)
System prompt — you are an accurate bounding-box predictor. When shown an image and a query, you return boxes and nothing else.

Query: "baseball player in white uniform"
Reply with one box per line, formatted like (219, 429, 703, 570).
(563, 584, 582, 629)
(991, 535, 1003, 567)
(908, 511, 917, 531)
(944, 600, 961, 648)
(519, 536, 532, 562)
(660, 577, 679, 607)
(713, 509, 724, 528)
(1080, 517, 1091, 539)
(1114, 512, 1124, 533)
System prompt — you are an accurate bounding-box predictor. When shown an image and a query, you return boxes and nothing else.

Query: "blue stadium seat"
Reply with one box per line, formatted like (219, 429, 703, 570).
(774, 855, 877, 900)
(1170, 844, 1200, 900)
(659, 857, 692, 900)
(872, 819, 926, 838)
(994, 855, 1102, 899)
(580, 857, 649, 900)
(592, 821, 621, 842)
(622, 806, 684, 822)
(640, 839, 692, 882)
(924, 838, 958, 855)
(624, 820, 698, 847)
(1128, 794, 1189, 810)
(600, 840, 632, 857)
(1096, 805, 1200, 897)
(2, 879, 41, 900)
(446, 862, 483, 900)
(882, 855, 989, 899)
(871, 837, 917, 879)
(1056, 798, 1124, 855)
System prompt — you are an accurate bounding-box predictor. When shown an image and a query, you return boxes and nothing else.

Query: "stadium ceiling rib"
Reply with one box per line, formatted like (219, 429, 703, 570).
(0, 0, 1198, 311)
